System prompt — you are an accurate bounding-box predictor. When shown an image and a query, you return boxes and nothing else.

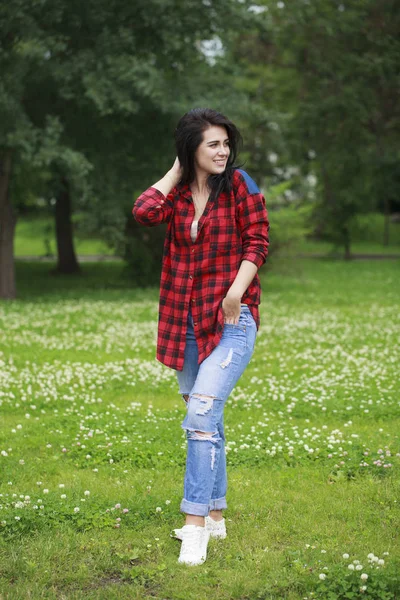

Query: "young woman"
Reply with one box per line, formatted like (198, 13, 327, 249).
(133, 108, 269, 566)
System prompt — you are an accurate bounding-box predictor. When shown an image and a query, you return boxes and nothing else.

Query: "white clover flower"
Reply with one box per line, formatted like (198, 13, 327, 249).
(343, 553, 349, 559)
(367, 553, 375, 559)
(60, 494, 66, 499)
(155, 507, 162, 512)
(84, 490, 90, 496)
(165, 500, 171, 505)
(378, 559, 384, 565)
(59, 484, 65, 489)
(348, 564, 355, 571)
(319, 573, 326, 580)
(73, 507, 80, 513)
(43, 489, 49, 494)
(360, 585, 367, 591)
(361, 574, 368, 581)
(15, 516, 21, 521)
(355, 564, 363, 571)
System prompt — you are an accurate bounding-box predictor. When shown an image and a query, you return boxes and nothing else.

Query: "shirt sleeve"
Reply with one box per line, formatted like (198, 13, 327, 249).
(235, 170, 270, 269)
(132, 187, 174, 227)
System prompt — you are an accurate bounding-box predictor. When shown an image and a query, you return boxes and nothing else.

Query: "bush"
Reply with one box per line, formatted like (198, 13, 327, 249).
(123, 218, 165, 287)
(349, 212, 400, 246)
(267, 204, 313, 255)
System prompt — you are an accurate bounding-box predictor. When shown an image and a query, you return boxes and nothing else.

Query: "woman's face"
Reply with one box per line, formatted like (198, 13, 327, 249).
(194, 125, 230, 177)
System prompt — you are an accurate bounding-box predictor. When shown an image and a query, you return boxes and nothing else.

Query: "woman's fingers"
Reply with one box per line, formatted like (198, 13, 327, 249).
(222, 297, 241, 324)
(171, 156, 182, 177)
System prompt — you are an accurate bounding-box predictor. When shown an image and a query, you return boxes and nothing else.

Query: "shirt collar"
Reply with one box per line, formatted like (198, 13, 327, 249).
(176, 181, 193, 200)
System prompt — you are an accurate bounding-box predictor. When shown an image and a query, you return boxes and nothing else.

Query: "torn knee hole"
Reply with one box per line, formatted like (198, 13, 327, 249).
(192, 394, 216, 416)
(186, 428, 219, 442)
(194, 430, 214, 437)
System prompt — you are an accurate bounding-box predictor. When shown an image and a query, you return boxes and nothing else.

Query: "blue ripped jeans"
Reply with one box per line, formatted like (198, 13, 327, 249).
(176, 305, 257, 517)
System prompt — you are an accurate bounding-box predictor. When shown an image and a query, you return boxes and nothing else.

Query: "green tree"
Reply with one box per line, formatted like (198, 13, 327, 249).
(220, 0, 400, 257)
(0, 0, 249, 298)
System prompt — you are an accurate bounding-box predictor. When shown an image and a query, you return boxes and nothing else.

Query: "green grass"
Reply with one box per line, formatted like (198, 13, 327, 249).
(298, 239, 400, 256)
(15, 215, 113, 257)
(14, 212, 400, 259)
(0, 259, 399, 599)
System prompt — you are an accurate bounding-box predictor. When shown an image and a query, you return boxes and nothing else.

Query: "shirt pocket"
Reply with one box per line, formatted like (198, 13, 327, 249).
(209, 215, 240, 255)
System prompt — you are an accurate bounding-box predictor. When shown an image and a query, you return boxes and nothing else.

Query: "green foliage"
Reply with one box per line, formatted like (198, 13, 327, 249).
(216, 0, 400, 255)
(349, 213, 400, 246)
(308, 552, 399, 600)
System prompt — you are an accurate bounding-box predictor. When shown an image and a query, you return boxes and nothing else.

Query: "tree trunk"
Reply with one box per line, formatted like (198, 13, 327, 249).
(343, 225, 351, 260)
(0, 152, 16, 299)
(383, 195, 390, 246)
(54, 176, 80, 274)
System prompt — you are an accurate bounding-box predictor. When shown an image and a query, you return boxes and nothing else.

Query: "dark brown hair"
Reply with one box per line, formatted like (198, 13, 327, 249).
(174, 108, 242, 201)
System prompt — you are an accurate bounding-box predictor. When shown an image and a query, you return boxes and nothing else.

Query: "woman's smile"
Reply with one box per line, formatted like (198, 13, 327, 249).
(194, 125, 231, 176)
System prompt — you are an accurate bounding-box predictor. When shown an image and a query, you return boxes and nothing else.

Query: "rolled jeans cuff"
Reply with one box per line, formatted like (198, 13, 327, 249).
(180, 499, 209, 517)
(209, 496, 228, 511)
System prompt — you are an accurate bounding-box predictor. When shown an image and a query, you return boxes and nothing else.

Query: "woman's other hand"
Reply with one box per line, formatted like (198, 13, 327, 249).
(222, 294, 241, 324)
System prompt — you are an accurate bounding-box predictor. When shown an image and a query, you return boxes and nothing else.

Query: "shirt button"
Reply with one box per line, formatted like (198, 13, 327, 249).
(189, 275, 193, 280)
(194, 322, 197, 326)
(191, 299, 195, 304)
(191, 248, 195, 253)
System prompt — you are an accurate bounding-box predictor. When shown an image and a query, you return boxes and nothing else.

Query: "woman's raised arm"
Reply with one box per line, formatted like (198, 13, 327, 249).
(132, 158, 182, 227)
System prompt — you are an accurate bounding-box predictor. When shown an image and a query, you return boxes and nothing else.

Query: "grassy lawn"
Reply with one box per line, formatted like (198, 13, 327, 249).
(15, 215, 113, 257)
(0, 259, 399, 599)
(14, 213, 400, 258)
(297, 239, 400, 256)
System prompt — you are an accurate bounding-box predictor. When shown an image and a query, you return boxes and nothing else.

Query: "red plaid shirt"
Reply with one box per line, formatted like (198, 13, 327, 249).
(132, 169, 269, 370)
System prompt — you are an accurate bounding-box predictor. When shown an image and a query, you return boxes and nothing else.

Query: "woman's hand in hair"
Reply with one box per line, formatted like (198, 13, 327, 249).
(151, 157, 182, 197)
(221, 294, 241, 325)
(169, 156, 183, 185)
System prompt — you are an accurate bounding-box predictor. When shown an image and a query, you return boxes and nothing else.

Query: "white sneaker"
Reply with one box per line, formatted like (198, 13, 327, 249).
(173, 516, 227, 541)
(205, 515, 227, 539)
(177, 524, 210, 566)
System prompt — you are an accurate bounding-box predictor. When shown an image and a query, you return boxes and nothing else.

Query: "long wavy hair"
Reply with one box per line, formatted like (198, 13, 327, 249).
(174, 108, 242, 202)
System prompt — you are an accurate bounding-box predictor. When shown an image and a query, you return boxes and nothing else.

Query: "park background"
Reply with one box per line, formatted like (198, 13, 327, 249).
(0, 1, 399, 598)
